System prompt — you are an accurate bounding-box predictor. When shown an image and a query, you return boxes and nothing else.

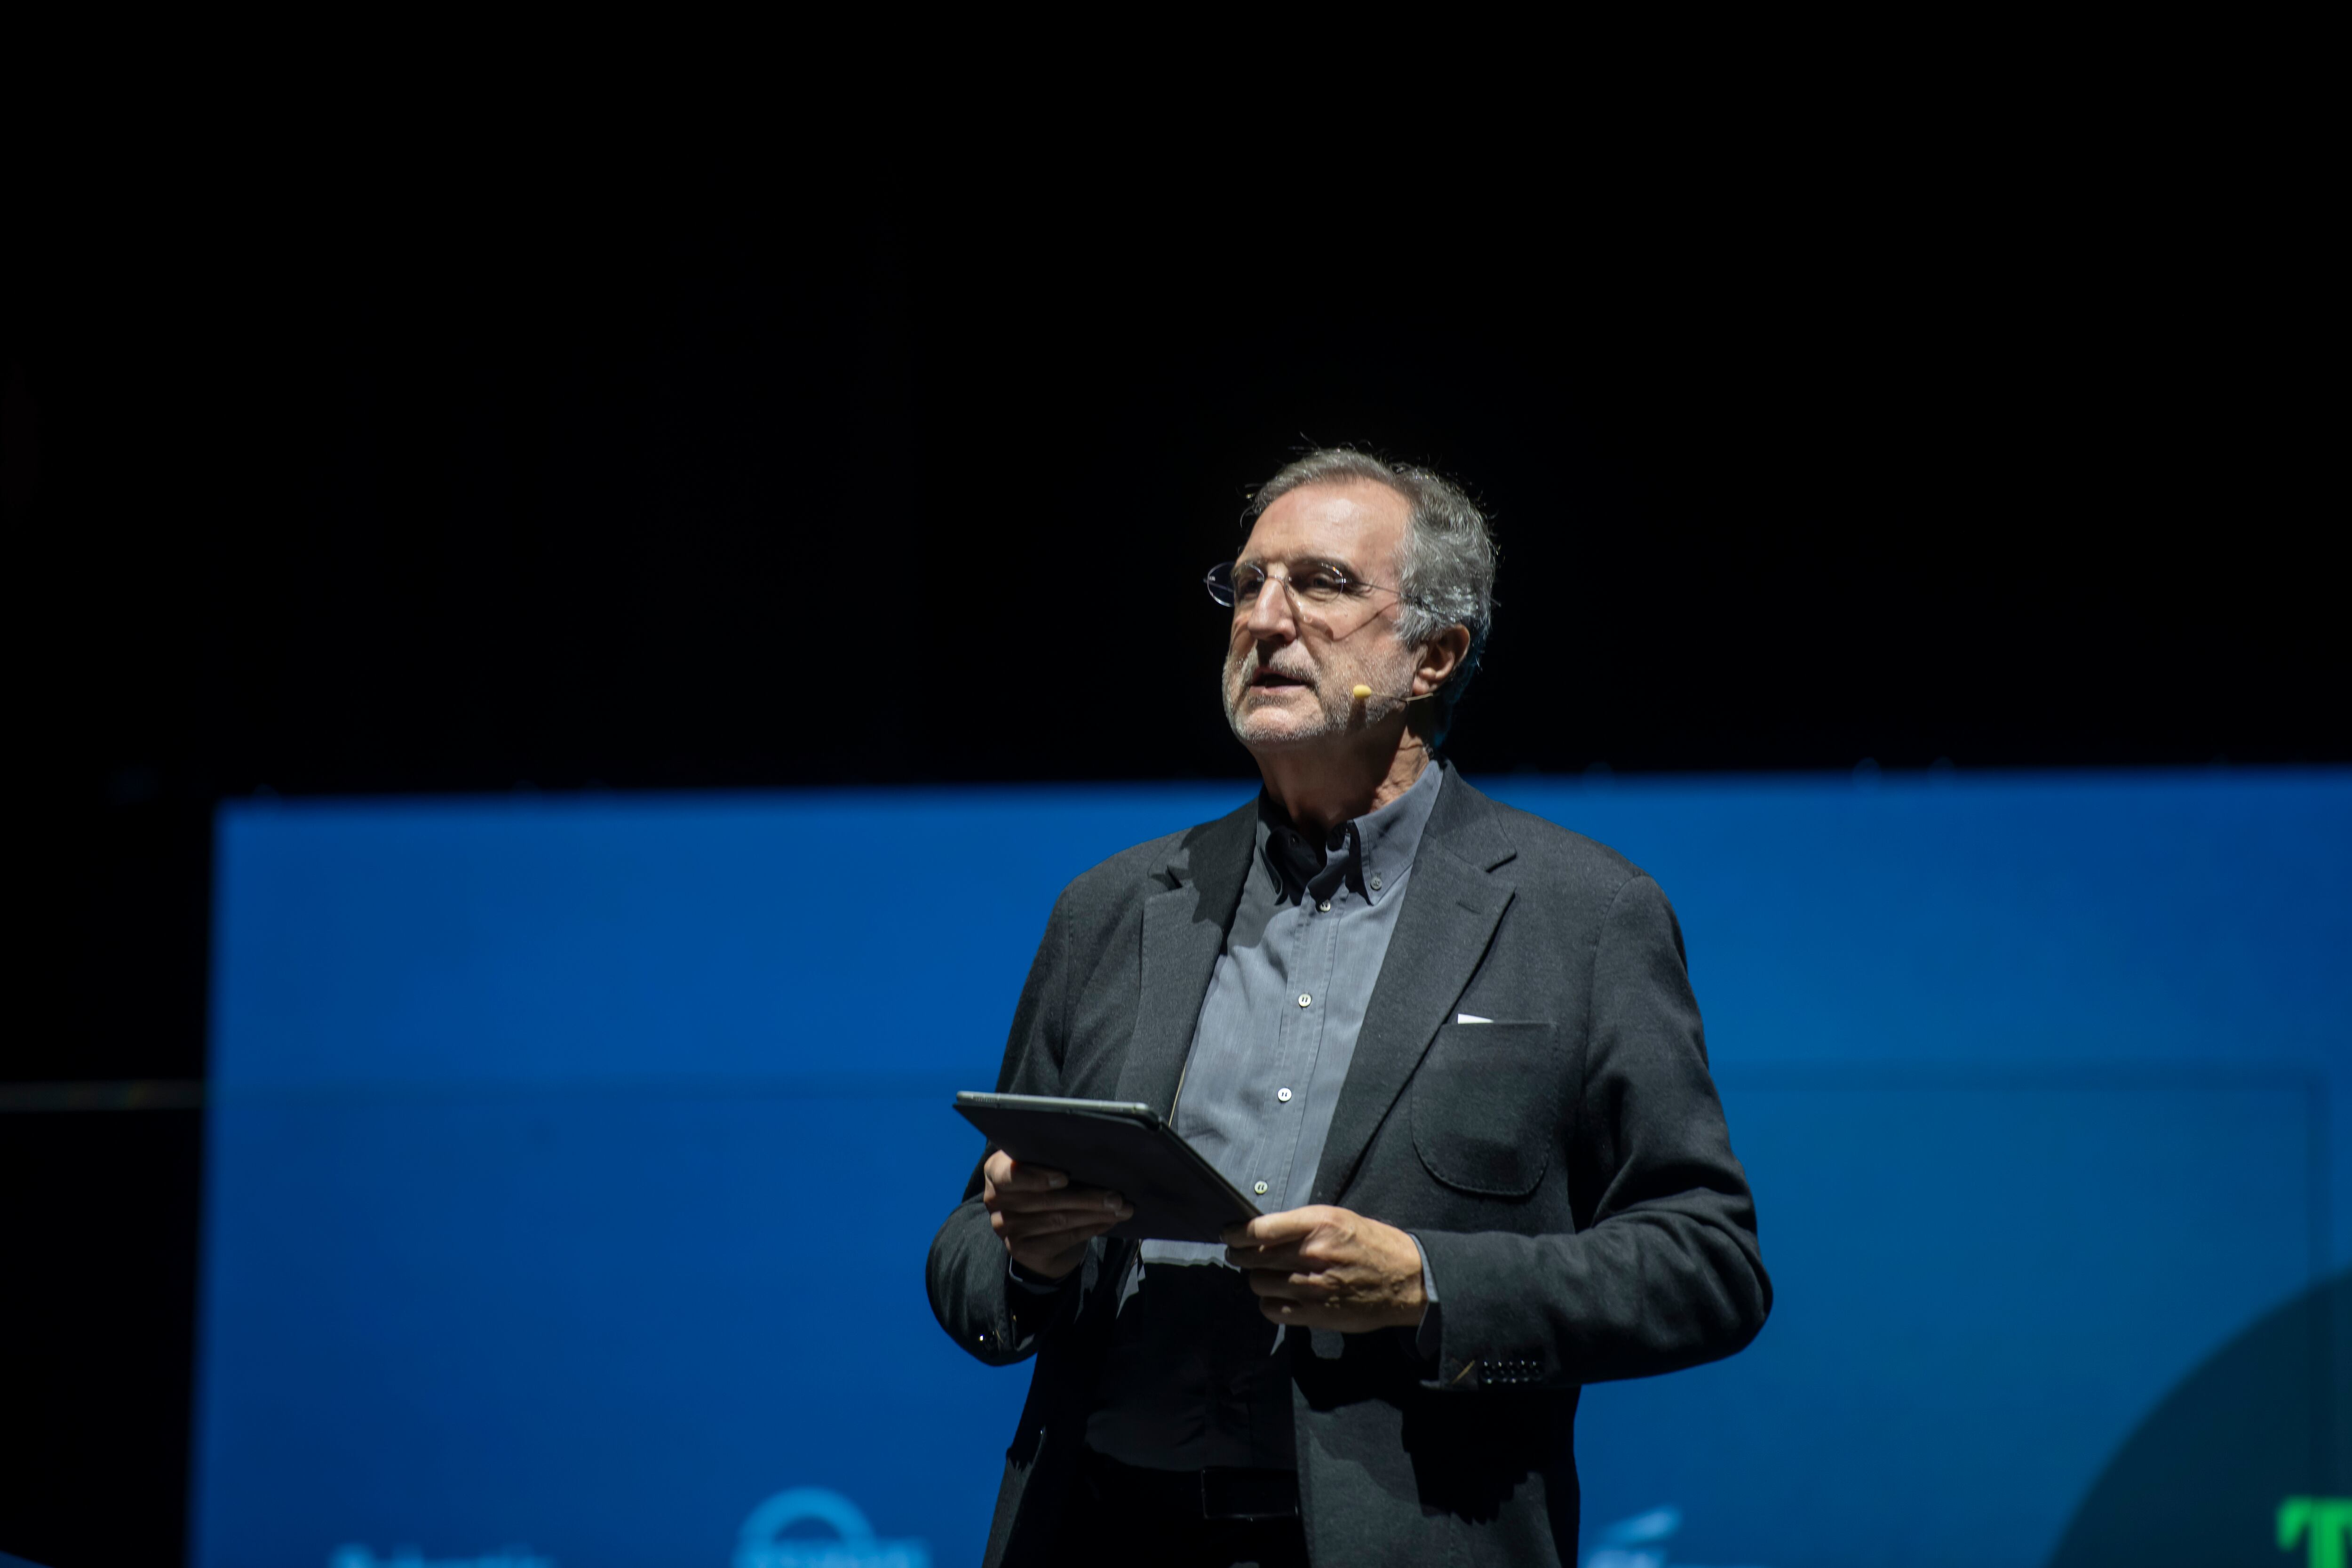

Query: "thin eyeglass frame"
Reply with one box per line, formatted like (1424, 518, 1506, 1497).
(1203, 559, 1414, 613)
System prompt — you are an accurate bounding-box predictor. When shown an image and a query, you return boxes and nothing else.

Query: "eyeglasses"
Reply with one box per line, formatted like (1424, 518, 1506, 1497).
(1204, 559, 1412, 613)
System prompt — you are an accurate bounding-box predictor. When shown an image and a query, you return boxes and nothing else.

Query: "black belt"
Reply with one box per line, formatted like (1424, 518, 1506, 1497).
(1079, 1447, 1301, 1522)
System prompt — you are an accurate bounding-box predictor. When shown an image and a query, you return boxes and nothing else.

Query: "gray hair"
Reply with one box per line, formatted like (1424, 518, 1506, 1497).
(1248, 447, 1498, 745)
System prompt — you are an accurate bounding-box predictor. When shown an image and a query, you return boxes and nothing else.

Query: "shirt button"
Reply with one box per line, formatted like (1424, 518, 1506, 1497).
(1318, 901, 1331, 912)
(1298, 994, 1312, 1007)
(1254, 1181, 1270, 1195)
(1370, 876, 1383, 891)
(1277, 1088, 1292, 1103)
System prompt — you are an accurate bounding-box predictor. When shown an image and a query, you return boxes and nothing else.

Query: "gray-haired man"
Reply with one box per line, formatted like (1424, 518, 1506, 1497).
(928, 449, 1770, 1567)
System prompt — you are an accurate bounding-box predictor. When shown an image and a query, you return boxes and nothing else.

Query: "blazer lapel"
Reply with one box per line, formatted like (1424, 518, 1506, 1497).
(1311, 771, 1518, 1206)
(1114, 801, 1256, 1116)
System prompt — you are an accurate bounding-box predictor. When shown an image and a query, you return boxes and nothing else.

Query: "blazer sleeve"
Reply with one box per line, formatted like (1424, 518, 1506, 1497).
(1413, 872, 1771, 1389)
(925, 887, 1088, 1368)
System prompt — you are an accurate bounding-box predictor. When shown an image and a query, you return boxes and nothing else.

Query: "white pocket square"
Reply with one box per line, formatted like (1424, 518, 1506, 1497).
(1455, 1013, 1493, 1024)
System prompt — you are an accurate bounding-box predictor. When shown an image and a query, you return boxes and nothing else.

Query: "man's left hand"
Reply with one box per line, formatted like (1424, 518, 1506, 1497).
(1223, 1205, 1426, 1332)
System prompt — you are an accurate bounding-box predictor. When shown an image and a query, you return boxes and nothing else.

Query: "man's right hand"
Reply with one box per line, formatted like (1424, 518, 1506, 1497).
(982, 1150, 1132, 1281)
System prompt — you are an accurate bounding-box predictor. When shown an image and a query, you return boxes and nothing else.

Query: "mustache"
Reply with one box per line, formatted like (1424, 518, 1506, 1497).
(1227, 659, 1319, 695)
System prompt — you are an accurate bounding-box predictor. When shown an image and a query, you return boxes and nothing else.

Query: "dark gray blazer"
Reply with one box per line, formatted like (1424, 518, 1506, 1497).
(927, 765, 1770, 1566)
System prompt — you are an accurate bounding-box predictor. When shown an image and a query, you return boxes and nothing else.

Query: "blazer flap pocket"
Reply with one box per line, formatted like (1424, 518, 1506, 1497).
(1410, 1021, 1560, 1198)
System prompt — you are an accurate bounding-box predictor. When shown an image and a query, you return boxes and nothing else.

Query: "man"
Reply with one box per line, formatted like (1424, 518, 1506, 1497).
(927, 449, 1770, 1567)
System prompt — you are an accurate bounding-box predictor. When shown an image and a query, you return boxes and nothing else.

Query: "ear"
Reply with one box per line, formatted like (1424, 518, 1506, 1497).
(1413, 624, 1473, 696)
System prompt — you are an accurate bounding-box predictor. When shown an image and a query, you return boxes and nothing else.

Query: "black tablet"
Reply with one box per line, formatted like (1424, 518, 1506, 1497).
(954, 1091, 1262, 1244)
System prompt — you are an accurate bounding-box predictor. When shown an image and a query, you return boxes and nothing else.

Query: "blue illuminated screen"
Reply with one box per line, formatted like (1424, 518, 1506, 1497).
(193, 771, 2352, 1568)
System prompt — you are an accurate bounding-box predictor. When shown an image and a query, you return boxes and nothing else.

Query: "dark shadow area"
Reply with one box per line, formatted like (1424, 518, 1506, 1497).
(2048, 1269, 2350, 1567)
(0, 1109, 203, 1568)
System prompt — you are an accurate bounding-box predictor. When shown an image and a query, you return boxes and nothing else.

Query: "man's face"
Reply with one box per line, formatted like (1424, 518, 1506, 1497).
(1222, 479, 1420, 755)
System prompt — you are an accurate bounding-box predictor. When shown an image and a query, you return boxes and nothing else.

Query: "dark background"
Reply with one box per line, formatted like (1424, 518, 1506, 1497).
(5, 106, 2339, 1564)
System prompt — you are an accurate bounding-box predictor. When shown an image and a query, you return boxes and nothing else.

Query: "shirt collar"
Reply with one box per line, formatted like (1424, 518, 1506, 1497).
(1255, 760, 1446, 906)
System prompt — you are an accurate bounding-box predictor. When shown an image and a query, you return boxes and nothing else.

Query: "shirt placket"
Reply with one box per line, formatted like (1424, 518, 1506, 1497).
(1266, 858, 1343, 1209)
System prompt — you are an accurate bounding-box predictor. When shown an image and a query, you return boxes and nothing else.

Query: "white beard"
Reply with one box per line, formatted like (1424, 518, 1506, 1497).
(1221, 639, 1416, 749)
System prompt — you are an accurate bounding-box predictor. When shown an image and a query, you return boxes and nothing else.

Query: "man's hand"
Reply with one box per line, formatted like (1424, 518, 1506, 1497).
(982, 1150, 1132, 1281)
(1223, 1205, 1426, 1332)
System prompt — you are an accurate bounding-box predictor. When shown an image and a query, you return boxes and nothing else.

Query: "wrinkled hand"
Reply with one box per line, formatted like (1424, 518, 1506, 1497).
(982, 1150, 1132, 1281)
(1223, 1205, 1426, 1332)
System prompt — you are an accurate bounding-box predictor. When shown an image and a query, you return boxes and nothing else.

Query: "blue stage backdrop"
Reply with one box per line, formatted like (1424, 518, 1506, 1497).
(193, 770, 2352, 1568)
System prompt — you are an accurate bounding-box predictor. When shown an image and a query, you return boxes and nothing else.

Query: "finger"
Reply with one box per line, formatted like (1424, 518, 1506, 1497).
(1227, 1229, 1334, 1269)
(1224, 1242, 1309, 1272)
(991, 1186, 1128, 1217)
(1000, 1222, 1120, 1265)
(1231, 1219, 1359, 1271)
(998, 1209, 1127, 1242)
(1243, 1267, 1333, 1301)
(997, 1205, 1119, 1237)
(997, 1207, 1131, 1243)
(1221, 1206, 1326, 1249)
(996, 1161, 1072, 1192)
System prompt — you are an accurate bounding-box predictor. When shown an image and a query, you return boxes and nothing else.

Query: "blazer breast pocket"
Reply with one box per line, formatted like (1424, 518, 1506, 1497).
(1409, 1021, 1561, 1198)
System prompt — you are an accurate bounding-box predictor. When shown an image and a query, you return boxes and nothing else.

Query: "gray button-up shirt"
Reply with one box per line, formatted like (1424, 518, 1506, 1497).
(1075, 761, 1446, 1472)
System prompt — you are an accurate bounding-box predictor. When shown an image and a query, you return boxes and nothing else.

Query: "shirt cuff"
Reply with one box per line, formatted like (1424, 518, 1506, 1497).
(1007, 1255, 1073, 1295)
(1407, 1233, 1442, 1361)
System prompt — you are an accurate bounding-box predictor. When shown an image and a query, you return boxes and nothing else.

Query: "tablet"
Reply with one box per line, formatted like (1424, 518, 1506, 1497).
(954, 1091, 1262, 1244)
